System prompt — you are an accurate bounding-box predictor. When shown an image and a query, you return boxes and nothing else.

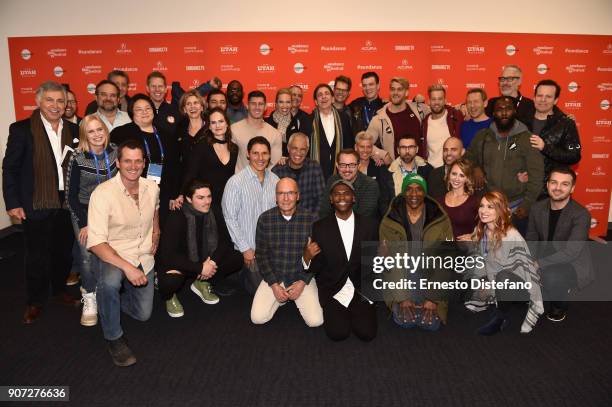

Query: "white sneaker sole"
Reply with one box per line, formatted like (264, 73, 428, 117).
(167, 310, 184, 318)
(80, 316, 98, 326)
(190, 283, 219, 305)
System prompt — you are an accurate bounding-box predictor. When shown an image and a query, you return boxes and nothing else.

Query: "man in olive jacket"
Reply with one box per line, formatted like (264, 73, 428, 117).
(379, 174, 453, 331)
(466, 96, 544, 236)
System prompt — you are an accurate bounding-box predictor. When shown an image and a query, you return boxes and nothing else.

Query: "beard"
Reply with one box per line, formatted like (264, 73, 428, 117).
(494, 116, 515, 132)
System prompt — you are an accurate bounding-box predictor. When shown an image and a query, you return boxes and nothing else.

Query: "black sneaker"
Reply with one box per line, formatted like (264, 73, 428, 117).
(546, 308, 567, 322)
(108, 336, 137, 367)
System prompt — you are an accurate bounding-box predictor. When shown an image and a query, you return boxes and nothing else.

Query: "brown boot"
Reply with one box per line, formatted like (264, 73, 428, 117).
(23, 305, 42, 324)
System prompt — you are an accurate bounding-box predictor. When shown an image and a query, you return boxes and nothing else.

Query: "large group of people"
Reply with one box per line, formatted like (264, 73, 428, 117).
(2, 64, 593, 367)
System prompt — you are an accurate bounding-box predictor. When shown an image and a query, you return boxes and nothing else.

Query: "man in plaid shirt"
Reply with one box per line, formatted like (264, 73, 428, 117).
(251, 177, 324, 327)
(272, 132, 325, 215)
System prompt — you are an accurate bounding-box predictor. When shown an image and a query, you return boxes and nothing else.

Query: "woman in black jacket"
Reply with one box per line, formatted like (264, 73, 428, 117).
(157, 180, 243, 318)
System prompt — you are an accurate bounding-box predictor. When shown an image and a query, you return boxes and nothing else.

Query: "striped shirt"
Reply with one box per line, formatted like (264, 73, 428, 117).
(256, 207, 315, 285)
(65, 144, 118, 228)
(222, 165, 279, 252)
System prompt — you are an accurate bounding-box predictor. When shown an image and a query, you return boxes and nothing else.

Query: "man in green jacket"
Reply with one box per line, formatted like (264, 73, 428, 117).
(466, 96, 544, 236)
(379, 174, 454, 331)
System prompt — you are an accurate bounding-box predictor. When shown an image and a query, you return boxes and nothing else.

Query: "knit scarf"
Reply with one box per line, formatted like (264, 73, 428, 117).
(30, 109, 72, 210)
(310, 108, 343, 173)
(272, 110, 292, 143)
(182, 201, 218, 263)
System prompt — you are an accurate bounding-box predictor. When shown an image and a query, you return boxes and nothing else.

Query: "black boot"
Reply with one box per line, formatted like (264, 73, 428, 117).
(107, 336, 137, 367)
(478, 310, 510, 336)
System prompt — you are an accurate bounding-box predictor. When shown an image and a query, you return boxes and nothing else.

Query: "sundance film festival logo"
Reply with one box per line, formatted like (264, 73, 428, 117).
(597, 83, 612, 91)
(259, 44, 272, 55)
(533, 46, 554, 55)
(116, 43, 132, 54)
(586, 203, 605, 211)
(220, 46, 238, 55)
(324, 62, 345, 72)
(149, 47, 168, 53)
(47, 48, 66, 58)
(321, 45, 347, 52)
(601, 100, 610, 110)
(288, 44, 309, 54)
(394, 45, 415, 51)
(87, 83, 96, 94)
(586, 188, 608, 193)
(220, 64, 240, 72)
(397, 59, 414, 71)
(185, 65, 205, 71)
(432, 64, 451, 70)
(361, 40, 377, 52)
(357, 64, 382, 70)
(505, 44, 517, 56)
(20, 68, 36, 78)
(78, 49, 102, 55)
(21, 49, 32, 60)
(293, 63, 305, 74)
(568, 81, 579, 92)
(566, 64, 586, 73)
(565, 48, 589, 54)
(82, 65, 102, 75)
(592, 135, 611, 143)
(564, 101, 582, 110)
(431, 45, 450, 53)
(256, 83, 277, 91)
(257, 64, 275, 72)
(466, 64, 485, 72)
(467, 46, 485, 54)
(184, 46, 204, 54)
(592, 166, 606, 176)
(537, 64, 548, 74)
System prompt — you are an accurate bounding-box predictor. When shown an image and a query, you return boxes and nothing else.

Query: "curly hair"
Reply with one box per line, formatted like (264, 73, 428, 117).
(473, 191, 513, 250)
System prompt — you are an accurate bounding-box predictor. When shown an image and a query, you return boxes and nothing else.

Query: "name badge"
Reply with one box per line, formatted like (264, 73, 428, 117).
(147, 163, 163, 184)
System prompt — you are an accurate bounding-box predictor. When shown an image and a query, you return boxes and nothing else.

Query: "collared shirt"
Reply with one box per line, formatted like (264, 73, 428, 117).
(87, 173, 160, 274)
(95, 109, 132, 132)
(40, 113, 66, 190)
(334, 212, 355, 306)
(272, 159, 326, 214)
(320, 111, 335, 147)
(222, 165, 279, 252)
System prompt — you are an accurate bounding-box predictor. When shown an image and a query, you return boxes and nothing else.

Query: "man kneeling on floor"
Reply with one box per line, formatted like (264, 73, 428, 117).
(87, 140, 159, 367)
(251, 177, 323, 327)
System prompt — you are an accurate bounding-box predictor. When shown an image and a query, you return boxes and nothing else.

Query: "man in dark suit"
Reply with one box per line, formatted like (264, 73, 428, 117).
(305, 179, 379, 341)
(3, 80, 80, 324)
(526, 167, 593, 323)
(291, 84, 354, 181)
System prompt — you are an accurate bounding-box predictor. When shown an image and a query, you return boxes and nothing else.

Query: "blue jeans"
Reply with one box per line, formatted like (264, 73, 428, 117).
(96, 261, 154, 341)
(71, 220, 98, 293)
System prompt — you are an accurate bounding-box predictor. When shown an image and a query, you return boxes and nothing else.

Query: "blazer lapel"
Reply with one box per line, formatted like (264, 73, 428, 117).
(329, 216, 349, 264)
(348, 214, 360, 264)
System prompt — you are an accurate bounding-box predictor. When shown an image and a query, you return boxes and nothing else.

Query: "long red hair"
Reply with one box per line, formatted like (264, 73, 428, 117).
(473, 191, 513, 250)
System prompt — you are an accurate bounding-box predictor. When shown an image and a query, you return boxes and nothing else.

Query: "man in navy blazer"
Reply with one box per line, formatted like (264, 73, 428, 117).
(305, 179, 379, 341)
(3, 81, 80, 324)
(526, 166, 593, 323)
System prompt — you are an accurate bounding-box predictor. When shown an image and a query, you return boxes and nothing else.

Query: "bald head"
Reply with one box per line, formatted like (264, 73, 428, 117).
(276, 177, 300, 216)
(442, 137, 465, 167)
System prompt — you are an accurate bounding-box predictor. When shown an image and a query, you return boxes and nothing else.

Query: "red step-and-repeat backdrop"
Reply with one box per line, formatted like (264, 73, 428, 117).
(8, 31, 612, 236)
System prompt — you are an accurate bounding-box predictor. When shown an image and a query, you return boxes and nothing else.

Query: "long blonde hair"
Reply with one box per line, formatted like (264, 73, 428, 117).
(78, 114, 110, 153)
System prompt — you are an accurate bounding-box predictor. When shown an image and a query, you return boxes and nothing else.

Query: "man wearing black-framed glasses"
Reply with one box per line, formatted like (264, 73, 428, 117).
(485, 64, 535, 125)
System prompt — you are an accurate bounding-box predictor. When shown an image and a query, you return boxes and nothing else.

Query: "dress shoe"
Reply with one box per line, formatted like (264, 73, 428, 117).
(478, 312, 510, 336)
(23, 305, 41, 324)
(51, 292, 81, 307)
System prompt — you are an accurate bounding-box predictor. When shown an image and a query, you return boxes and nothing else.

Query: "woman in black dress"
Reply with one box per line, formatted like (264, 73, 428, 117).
(182, 107, 238, 242)
(175, 89, 207, 175)
(110, 93, 181, 225)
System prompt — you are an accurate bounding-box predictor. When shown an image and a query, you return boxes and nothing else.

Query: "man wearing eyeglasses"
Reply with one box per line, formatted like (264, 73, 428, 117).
(333, 75, 353, 124)
(485, 65, 535, 126)
(250, 177, 323, 327)
(93, 80, 131, 132)
(318, 149, 380, 219)
(385, 134, 433, 199)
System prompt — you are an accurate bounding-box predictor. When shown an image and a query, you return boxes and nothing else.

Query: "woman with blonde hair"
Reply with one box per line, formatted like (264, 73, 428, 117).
(438, 158, 479, 238)
(265, 87, 293, 155)
(459, 191, 543, 335)
(65, 114, 118, 327)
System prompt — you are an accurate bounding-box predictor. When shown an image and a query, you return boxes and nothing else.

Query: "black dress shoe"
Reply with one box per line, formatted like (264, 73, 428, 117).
(478, 313, 510, 336)
(108, 336, 137, 367)
(213, 283, 237, 297)
(23, 305, 42, 324)
(546, 308, 567, 322)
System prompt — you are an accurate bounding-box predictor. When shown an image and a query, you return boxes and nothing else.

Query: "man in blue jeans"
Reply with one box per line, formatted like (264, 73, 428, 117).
(87, 140, 160, 366)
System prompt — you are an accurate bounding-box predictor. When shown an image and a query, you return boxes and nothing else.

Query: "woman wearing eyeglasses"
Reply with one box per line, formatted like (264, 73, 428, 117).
(110, 93, 181, 226)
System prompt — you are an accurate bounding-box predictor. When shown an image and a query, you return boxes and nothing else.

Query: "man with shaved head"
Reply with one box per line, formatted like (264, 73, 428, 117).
(427, 137, 465, 199)
(250, 177, 323, 327)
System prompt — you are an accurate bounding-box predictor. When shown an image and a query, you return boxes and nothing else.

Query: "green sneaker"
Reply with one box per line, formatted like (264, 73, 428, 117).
(165, 294, 184, 318)
(191, 280, 219, 305)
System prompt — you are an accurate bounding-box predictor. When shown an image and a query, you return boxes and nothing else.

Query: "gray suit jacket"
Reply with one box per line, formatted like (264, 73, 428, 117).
(526, 198, 594, 289)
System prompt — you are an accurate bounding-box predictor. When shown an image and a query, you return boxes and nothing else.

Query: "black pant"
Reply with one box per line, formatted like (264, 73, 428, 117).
(22, 209, 74, 305)
(322, 294, 377, 342)
(541, 264, 576, 312)
(495, 271, 531, 314)
(157, 248, 243, 301)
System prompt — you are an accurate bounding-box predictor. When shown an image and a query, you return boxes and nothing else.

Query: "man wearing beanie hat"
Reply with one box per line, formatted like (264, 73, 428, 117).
(379, 172, 454, 331)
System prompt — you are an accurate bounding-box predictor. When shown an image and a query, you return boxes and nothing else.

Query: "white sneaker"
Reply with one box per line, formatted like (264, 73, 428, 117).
(80, 291, 98, 327)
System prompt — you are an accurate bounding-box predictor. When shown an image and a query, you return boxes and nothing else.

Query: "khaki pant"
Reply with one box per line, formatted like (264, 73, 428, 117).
(250, 280, 324, 327)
